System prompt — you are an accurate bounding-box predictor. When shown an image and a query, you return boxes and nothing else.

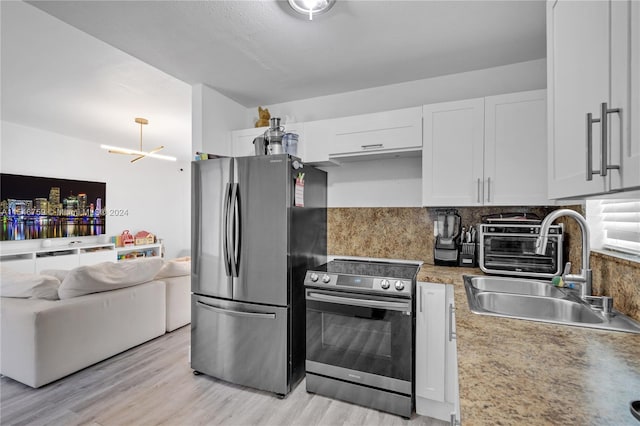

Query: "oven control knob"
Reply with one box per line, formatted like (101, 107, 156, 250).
(322, 274, 331, 283)
(380, 279, 390, 289)
(394, 280, 405, 291)
(310, 273, 319, 282)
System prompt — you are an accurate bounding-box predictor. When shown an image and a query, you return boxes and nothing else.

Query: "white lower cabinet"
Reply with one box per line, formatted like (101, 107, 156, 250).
(1, 243, 117, 274)
(416, 282, 460, 425)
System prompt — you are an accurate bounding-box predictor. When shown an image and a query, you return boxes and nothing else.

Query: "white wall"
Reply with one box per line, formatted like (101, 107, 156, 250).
(193, 83, 248, 156)
(252, 59, 546, 207)
(1, 121, 190, 259)
(257, 59, 546, 122)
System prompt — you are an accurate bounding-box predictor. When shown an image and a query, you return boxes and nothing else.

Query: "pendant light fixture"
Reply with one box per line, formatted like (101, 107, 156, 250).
(100, 117, 176, 163)
(288, 0, 336, 20)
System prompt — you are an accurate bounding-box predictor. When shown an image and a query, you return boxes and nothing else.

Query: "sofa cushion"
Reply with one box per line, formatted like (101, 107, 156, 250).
(58, 258, 163, 299)
(0, 267, 60, 300)
(155, 256, 191, 279)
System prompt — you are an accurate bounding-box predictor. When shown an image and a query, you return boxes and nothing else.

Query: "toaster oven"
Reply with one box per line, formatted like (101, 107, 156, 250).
(478, 223, 563, 278)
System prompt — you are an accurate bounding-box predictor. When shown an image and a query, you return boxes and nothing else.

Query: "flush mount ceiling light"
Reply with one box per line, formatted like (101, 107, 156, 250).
(100, 117, 176, 163)
(288, 0, 336, 20)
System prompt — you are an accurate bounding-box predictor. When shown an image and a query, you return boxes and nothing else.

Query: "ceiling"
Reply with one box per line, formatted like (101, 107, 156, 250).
(1, 0, 546, 160)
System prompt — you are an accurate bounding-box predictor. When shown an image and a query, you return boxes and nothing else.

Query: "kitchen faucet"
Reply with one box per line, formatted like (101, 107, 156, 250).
(535, 209, 592, 299)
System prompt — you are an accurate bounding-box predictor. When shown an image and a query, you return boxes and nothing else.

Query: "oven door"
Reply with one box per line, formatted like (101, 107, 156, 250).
(305, 288, 413, 395)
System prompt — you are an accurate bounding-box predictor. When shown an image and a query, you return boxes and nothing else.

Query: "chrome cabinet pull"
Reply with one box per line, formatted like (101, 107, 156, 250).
(448, 302, 456, 341)
(419, 285, 423, 313)
(450, 413, 460, 426)
(586, 112, 600, 181)
(361, 143, 384, 150)
(599, 102, 621, 177)
(487, 177, 491, 203)
(476, 178, 481, 203)
(586, 103, 622, 181)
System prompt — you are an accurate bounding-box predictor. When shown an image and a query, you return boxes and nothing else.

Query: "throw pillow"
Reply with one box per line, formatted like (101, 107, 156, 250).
(40, 269, 70, 282)
(0, 267, 61, 300)
(155, 256, 191, 279)
(58, 257, 163, 300)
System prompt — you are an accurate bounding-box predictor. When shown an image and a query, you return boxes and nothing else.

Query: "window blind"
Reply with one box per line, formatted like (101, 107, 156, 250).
(599, 199, 640, 255)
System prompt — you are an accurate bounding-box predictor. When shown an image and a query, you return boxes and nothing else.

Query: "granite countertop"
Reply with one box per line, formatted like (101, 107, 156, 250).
(418, 265, 640, 426)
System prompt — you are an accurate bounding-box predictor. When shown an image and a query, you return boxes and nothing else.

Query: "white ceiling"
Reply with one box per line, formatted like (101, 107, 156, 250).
(1, 0, 546, 160)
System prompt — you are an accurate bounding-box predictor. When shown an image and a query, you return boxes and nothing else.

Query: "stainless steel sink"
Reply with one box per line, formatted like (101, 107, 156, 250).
(475, 292, 603, 324)
(464, 275, 640, 334)
(469, 276, 565, 297)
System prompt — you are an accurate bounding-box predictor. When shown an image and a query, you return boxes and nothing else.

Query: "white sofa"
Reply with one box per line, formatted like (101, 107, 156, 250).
(0, 257, 191, 388)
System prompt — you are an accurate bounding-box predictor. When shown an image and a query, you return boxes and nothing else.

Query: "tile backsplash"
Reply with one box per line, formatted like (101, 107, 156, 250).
(328, 206, 640, 322)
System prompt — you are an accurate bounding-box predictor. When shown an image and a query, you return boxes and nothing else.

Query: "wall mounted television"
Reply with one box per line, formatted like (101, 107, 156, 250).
(1, 173, 106, 241)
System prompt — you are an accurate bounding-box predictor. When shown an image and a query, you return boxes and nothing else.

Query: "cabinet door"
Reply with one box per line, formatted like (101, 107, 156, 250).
(230, 127, 266, 157)
(422, 99, 484, 206)
(484, 90, 550, 205)
(445, 285, 459, 415)
(620, 0, 640, 190)
(547, 0, 610, 198)
(329, 107, 422, 158)
(35, 252, 79, 273)
(78, 248, 116, 265)
(302, 119, 335, 164)
(416, 282, 446, 402)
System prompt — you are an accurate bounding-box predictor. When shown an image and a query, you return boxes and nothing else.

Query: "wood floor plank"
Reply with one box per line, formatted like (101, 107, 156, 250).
(1, 326, 447, 426)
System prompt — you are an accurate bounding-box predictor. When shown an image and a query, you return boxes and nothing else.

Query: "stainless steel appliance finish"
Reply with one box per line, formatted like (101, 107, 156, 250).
(304, 259, 420, 418)
(191, 155, 327, 397)
(479, 223, 563, 278)
(464, 275, 640, 334)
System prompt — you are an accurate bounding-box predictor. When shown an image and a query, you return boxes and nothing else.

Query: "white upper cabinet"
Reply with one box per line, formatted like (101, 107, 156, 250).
(230, 123, 304, 158)
(484, 90, 549, 205)
(301, 119, 336, 164)
(230, 127, 267, 157)
(627, 1, 640, 188)
(547, 0, 640, 198)
(422, 90, 549, 207)
(422, 98, 485, 206)
(328, 107, 422, 161)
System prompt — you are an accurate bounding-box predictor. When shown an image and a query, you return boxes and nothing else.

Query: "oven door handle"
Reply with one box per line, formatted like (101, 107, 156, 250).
(306, 290, 411, 312)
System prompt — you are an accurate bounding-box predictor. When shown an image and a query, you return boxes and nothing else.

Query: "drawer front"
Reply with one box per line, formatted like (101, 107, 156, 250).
(190, 295, 288, 394)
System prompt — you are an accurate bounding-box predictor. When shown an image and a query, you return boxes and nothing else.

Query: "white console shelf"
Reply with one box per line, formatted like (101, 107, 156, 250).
(115, 243, 163, 261)
(0, 243, 117, 274)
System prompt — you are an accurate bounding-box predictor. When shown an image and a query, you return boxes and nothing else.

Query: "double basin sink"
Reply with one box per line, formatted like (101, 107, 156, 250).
(464, 275, 640, 334)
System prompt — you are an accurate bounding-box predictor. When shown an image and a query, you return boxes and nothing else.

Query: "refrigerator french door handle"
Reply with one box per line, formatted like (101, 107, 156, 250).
(222, 182, 232, 277)
(193, 168, 202, 274)
(229, 183, 241, 277)
(196, 301, 276, 319)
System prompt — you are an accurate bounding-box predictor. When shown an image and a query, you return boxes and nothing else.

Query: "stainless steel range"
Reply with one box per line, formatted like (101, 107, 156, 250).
(304, 258, 421, 418)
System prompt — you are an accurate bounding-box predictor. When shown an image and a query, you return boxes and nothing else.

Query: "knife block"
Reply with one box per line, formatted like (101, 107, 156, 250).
(459, 242, 477, 267)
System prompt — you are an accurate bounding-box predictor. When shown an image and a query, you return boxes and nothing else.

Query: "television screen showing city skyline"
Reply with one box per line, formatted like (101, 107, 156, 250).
(1, 173, 106, 241)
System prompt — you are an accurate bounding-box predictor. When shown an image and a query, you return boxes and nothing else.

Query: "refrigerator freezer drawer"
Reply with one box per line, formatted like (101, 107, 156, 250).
(191, 294, 289, 395)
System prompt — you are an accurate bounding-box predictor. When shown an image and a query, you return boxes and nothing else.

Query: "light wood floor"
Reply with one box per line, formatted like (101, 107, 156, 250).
(0, 326, 447, 426)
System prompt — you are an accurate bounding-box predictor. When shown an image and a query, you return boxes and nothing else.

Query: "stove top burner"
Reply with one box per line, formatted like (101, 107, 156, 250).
(319, 259, 420, 280)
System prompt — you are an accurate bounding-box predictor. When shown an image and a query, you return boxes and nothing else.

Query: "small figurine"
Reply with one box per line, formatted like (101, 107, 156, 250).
(255, 106, 271, 128)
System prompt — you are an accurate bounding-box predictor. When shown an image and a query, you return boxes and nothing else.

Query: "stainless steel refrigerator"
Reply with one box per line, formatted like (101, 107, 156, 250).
(191, 154, 327, 397)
